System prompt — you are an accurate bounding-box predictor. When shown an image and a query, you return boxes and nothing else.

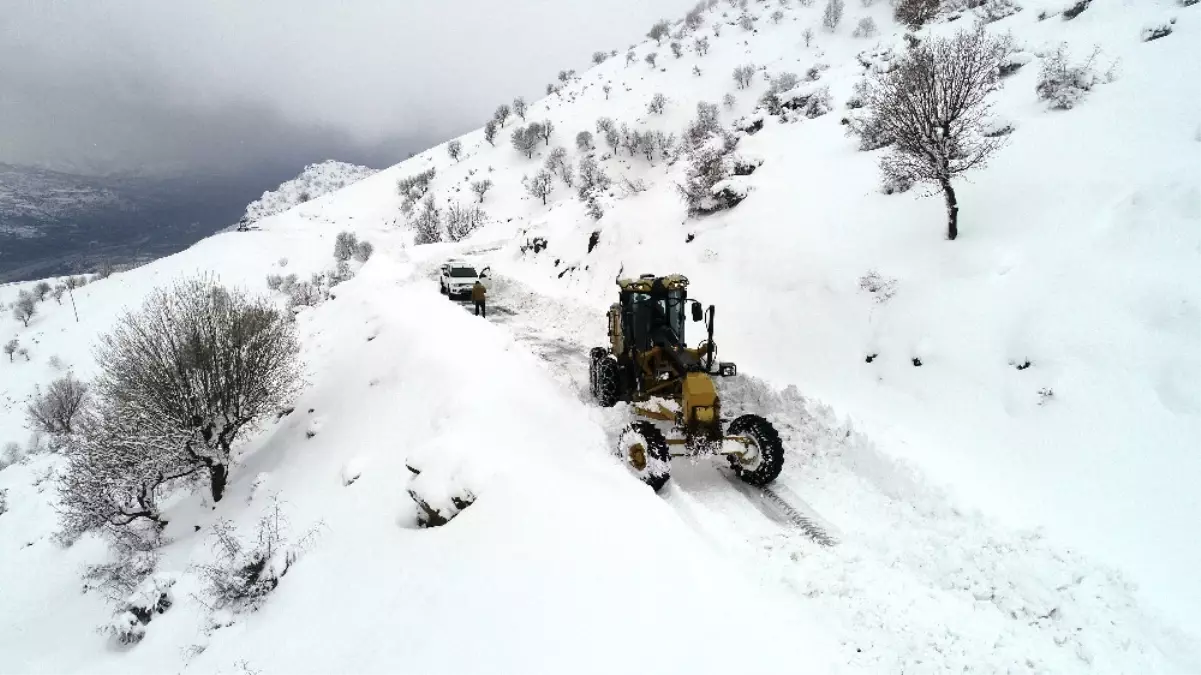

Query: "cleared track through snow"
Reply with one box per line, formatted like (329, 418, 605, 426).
(420, 261, 1197, 674)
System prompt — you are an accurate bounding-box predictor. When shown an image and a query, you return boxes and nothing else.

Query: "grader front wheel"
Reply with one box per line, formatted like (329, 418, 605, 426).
(727, 414, 784, 486)
(617, 422, 672, 492)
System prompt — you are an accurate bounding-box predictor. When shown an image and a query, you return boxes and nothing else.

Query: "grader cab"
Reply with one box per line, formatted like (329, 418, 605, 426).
(589, 273, 784, 491)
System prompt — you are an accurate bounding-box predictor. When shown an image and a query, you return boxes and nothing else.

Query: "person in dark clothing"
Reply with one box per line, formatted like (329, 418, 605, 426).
(472, 280, 487, 317)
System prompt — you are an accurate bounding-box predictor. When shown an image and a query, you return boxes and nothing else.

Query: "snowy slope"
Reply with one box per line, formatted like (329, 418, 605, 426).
(1, 0, 1199, 672)
(241, 160, 377, 224)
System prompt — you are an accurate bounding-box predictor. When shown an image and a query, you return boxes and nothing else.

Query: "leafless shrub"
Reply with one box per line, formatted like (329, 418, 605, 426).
(723, 92, 737, 109)
(771, 9, 785, 22)
(33, 281, 52, 301)
(822, 0, 845, 29)
(592, 51, 609, 64)
(740, 14, 755, 30)
(852, 16, 877, 37)
(194, 498, 321, 613)
(413, 194, 442, 244)
(894, 0, 940, 28)
(648, 19, 671, 44)
(266, 274, 283, 291)
(13, 291, 36, 327)
(493, 103, 511, 127)
(470, 178, 494, 203)
(4, 339, 18, 362)
(1036, 44, 1102, 110)
(352, 240, 374, 263)
(396, 167, 437, 213)
(803, 27, 815, 46)
(26, 373, 89, 436)
(524, 170, 555, 205)
(648, 92, 668, 114)
(576, 130, 594, 151)
(576, 155, 613, 199)
(695, 36, 711, 55)
(865, 27, 1008, 239)
(733, 64, 756, 88)
(484, 120, 498, 146)
(545, 146, 574, 187)
(512, 96, 527, 121)
(645, 52, 659, 68)
(333, 231, 358, 261)
(446, 203, 488, 242)
(447, 140, 462, 161)
(511, 125, 539, 158)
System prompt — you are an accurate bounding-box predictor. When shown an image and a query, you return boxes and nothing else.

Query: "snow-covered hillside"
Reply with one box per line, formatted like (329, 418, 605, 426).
(1, 0, 1199, 673)
(241, 160, 378, 224)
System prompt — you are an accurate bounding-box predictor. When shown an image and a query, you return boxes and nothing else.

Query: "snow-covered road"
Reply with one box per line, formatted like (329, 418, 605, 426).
(432, 260, 1200, 674)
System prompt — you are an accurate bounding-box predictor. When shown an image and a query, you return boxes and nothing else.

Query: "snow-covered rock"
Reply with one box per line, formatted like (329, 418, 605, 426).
(241, 160, 377, 224)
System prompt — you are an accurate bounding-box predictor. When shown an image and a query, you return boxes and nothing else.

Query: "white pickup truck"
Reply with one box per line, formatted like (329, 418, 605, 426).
(439, 260, 492, 299)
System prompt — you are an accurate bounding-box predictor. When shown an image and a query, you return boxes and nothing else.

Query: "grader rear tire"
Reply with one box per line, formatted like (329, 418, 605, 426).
(617, 422, 672, 492)
(727, 414, 784, 487)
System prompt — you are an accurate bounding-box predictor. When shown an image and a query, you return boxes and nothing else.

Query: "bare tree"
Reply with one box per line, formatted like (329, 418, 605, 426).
(545, 147, 573, 187)
(771, 9, 785, 22)
(822, 0, 845, 30)
(648, 92, 668, 114)
(33, 281, 52, 301)
(803, 27, 815, 47)
(524, 170, 555, 205)
(333, 231, 358, 261)
(86, 276, 301, 506)
(52, 285, 66, 304)
(13, 291, 36, 327)
(447, 140, 463, 161)
(723, 92, 737, 109)
(603, 84, 612, 99)
(894, 0, 940, 28)
(537, 119, 554, 145)
(685, 4, 706, 32)
(470, 179, 494, 203)
(648, 19, 671, 44)
(733, 64, 756, 89)
(645, 52, 658, 68)
(26, 373, 90, 435)
(445, 203, 488, 242)
(739, 14, 755, 30)
(852, 16, 877, 37)
(413, 194, 442, 244)
(670, 41, 683, 58)
(695, 36, 710, 55)
(592, 51, 608, 65)
(353, 240, 374, 263)
(576, 130, 594, 151)
(576, 155, 612, 198)
(626, 50, 637, 66)
(4, 339, 18, 362)
(596, 117, 615, 135)
(604, 126, 621, 153)
(513, 96, 527, 121)
(484, 120, 498, 146)
(864, 28, 1008, 240)
(511, 125, 539, 158)
(494, 103, 511, 127)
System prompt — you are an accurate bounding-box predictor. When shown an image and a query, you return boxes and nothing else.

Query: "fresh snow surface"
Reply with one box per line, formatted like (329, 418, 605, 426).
(2, 0, 1200, 672)
(240, 160, 378, 224)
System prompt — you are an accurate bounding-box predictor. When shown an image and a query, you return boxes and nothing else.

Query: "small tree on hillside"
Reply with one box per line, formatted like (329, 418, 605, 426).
(513, 96, 527, 121)
(592, 51, 608, 65)
(626, 50, 637, 66)
(645, 53, 658, 68)
(52, 285, 66, 304)
(86, 276, 301, 505)
(648, 92, 668, 114)
(26, 373, 89, 435)
(333, 231, 358, 261)
(4, 339, 18, 362)
(494, 103, 511, 128)
(447, 140, 463, 161)
(511, 125, 539, 158)
(576, 155, 612, 198)
(733, 64, 756, 89)
(822, 0, 845, 30)
(524, 170, 555, 205)
(484, 120, 498, 146)
(670, 41, 683, 58)
(852, 16, 877, 37)
(864, 28, 1008, 240)
(695, 36, 710, 56)
(470, 179, 494, 203)
(445, 203, 487, 242)
(413, 195, 443, 244)
(894, 0, 939, 28)
(648, 19, 671, 44)
(34, 281, 52, 301)
(576, 130, 594, 151)
(13, 291, 36, 327)
(537, 120, 554, 145)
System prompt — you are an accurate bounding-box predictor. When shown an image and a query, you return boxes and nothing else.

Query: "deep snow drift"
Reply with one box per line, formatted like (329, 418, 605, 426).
(2, 0, 1199, 672)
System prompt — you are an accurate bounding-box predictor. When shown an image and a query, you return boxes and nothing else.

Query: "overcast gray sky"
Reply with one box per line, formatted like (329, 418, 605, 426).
(0, 0, 696, 174)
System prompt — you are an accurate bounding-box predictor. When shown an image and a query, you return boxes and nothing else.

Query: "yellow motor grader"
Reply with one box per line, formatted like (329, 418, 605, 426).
(589, 273, 784, 491)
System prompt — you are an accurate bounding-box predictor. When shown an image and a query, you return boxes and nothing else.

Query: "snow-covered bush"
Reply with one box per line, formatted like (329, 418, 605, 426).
(1142, 18, 1175, 42)
(333, 231, 358, 261)
(413, 194, 442, 244)
(545, 147, 573, 186)
(511, 125, 539, 158)
(446, 203, 487, 242)
(685, 4, 706, 31)
(512, 96, 527, 121)
(645, 52, 659, 68)
(771, 9, 785, 22)
(603, 84, 612, 99)
(396, 167, 437, 213)
(592, 51, 608, 64)
(758, 72, 801, 114)
(999, 50, 1032, 77)
(524, 170, 555, 205)
(1036, 45, 1101, 110)
(13, 291, 36, 327)
(733, 64, 756, 89)
(26, 373, 89, 436)
(858, 270, 898, 303)
(894, 0, 939, 27)
(843, 109, 894, 150)
(32, 281, 51, 301)
(803, 26, 815, 46)
(626, 50, 637, 65)
(484, 120, 497, 146)
(576, 130, 594, 151)
(648, 19, 671, 44)
(352, 240, 374, 263)
(822, 0, 845, 30)
(1062, 0, 1090, 20)
(51, 285, 66, 304)
(195, 499, 321, 613)
(278, 273, 298, 294)
(99, 574, 175, 646)
(470, 178, 494, 203)
(679, 106, 744, 215)
(695, 36, 710, 55)
(852, 16, 877, 37)
(739, 13, 755, 30)
(287, 281, 322, 309)
(446, 140, 462, 161)
(670, 41, 683, 58)
(57, 277, 302, 544)
(648, 92, 668, 114)
(977, 0, 1021, 23)
(576, 155, 612, 199)
(493, 103, 511, 127)
(723, 93, 737, 110)
(4, 339, 19, 362)
(265, 274, 283, 291)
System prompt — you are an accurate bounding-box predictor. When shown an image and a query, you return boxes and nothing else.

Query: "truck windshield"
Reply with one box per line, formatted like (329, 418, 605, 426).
(449, 267, 478, 278)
